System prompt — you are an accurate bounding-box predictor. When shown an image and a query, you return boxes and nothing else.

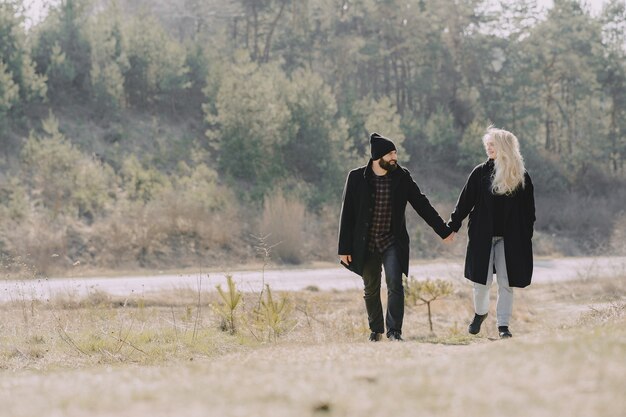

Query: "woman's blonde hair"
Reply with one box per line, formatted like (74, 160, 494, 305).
(483, 126, 526, 195)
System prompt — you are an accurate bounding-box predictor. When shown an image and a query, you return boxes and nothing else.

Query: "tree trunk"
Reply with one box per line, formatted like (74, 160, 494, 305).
(383, 56, 391, 98)
(245, 14, 250, 49)
(262, 0, 288, 63)
(253, 4, 259, 61)
(609, 94, 617, 173)
(406, 61, 415, 112)
(427, 302, 433, 332)
(233, 16, 239, 44)
(392, 54, 400, 112)
(399, 57, 407, 114)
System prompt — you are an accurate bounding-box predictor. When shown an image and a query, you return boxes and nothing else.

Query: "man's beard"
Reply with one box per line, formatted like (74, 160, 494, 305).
(379, 159, 398, 172)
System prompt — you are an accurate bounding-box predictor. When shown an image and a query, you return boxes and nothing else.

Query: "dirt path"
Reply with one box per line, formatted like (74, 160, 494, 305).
(1, 256, 624, 302)
(0, 259, 624, 417)
(1, 319, 624, 417)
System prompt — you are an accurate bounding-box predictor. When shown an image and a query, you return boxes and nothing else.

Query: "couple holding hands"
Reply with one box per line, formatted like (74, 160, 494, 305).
(338, 127, 535, 342)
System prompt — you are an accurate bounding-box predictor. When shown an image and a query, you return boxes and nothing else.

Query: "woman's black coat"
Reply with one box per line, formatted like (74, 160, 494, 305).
(448, 160, 536, 288)
(338, 160, 451, 277)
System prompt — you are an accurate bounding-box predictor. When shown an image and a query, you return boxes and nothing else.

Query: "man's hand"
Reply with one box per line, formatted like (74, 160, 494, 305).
(443, 232, 456, 243)
(340, 254, 352, 265)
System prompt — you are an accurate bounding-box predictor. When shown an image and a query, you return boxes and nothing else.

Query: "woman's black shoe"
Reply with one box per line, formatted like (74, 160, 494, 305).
(468, 313, 488, 335)
(498, 326, 513, 338)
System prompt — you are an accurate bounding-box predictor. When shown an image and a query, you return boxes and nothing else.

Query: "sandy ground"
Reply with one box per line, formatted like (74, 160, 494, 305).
(1, 256, 625, 302)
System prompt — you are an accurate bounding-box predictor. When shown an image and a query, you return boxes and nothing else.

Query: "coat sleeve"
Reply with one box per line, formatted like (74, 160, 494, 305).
(448, 165, 481, 232)
(406, 171, 451, 239)
(338, 171, 356, 255)
(524, 172, 536, 237)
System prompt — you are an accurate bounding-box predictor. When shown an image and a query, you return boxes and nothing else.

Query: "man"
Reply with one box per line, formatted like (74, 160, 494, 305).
(338, 132, 453, 341)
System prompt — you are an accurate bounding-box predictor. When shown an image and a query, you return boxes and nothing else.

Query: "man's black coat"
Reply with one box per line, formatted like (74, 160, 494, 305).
(448, 160, 536, 288)
(338, 160, 451, 277)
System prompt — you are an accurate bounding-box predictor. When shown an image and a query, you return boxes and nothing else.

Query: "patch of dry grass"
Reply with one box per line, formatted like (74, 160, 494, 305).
(0, 308, 624, 417)
(0, 273, 624, 416)
(1, 274, 624, 372)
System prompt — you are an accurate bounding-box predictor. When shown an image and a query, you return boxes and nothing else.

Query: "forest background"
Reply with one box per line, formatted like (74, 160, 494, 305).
(1, 0, 625, 276)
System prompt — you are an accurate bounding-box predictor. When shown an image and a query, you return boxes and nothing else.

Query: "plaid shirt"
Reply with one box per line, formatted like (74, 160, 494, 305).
(368, 174, 394, 253)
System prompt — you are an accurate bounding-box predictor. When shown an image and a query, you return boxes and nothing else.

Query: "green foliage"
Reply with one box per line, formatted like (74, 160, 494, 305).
(0, 0, 625, 269)
(119, 155, 169, 203)
(0, 176, 29, 222)
(31, 0, 91, 96)
(514, 1, 603, 163)
(46, 42, 76, 90)
(0, 61, 19, 116)
(20, 113, 115, 221)
(124, 14, 190, 107)
(170, 162, 233, 211)
(253, 284, 292, 341)
(458, 121, 489, 169)
(87, 5, 128, 112)
(1, 0, 621, 180)
(599, 0, 626, 173)
(424, 107, 459, 159)
(181, 41, 212, 111)
(204, 53, 290, 192)
(348, 96, 407, 161)
(214, 275, 242, 335)
(0, 2, 46, 123)
(282, 69, 347, 206)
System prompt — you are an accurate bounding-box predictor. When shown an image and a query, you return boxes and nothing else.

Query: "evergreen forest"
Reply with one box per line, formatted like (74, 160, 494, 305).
(1, 0, 625, 274)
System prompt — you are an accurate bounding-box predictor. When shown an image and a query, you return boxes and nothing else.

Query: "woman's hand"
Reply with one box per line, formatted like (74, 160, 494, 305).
(443, 232, 456, 243)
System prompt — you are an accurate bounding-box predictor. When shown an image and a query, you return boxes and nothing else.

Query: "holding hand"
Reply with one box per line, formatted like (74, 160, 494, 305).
(443, 232, 456, 243)
(340, 254, 352, 265)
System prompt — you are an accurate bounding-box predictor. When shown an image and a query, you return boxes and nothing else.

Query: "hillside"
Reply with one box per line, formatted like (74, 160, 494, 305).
(1, 0, 625, 274)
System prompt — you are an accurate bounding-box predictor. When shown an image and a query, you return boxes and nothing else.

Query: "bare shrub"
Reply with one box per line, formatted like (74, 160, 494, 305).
(578, 302, 625, 325)
(260, 191, 305, 264)
(0, 254, 38, 280)
(404, 277, 454, 333)
(303, 204, 339, 260)
(531, 231, 560, 257)
(84, 289, 112, 307)
(92, 163, 241, 268)
(537, 192, 623, 254)
(1, 212, 70, 275)
(156, 180, 241, 254)
(90, 201, 169, 268)
(609, 211, 626, 255)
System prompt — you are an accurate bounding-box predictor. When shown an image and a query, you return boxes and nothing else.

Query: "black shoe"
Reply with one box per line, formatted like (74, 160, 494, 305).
(498, 326, 512, 339)
(388, 331, 403, 341)
(369, 332, 383, 342)
(468, 313, 488, 335)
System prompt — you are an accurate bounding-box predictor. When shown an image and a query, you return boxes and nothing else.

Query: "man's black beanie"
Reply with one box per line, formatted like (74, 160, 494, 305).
(370, 132, 396, 160)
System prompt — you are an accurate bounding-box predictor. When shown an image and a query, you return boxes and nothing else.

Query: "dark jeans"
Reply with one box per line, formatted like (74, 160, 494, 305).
(361, 245, 404, 336)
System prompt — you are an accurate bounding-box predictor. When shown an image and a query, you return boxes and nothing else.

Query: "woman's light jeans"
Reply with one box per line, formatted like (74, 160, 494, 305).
(473, 236, 513, 327)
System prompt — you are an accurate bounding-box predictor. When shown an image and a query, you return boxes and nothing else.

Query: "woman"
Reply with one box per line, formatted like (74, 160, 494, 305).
(448, 127, 535, 338)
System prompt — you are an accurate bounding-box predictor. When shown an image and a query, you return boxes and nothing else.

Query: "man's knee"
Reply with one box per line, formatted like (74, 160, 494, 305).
(363, 283, 381, 298)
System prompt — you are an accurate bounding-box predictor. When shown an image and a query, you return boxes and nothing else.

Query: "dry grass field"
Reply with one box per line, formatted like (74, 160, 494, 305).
(0, 269, 624, 417)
